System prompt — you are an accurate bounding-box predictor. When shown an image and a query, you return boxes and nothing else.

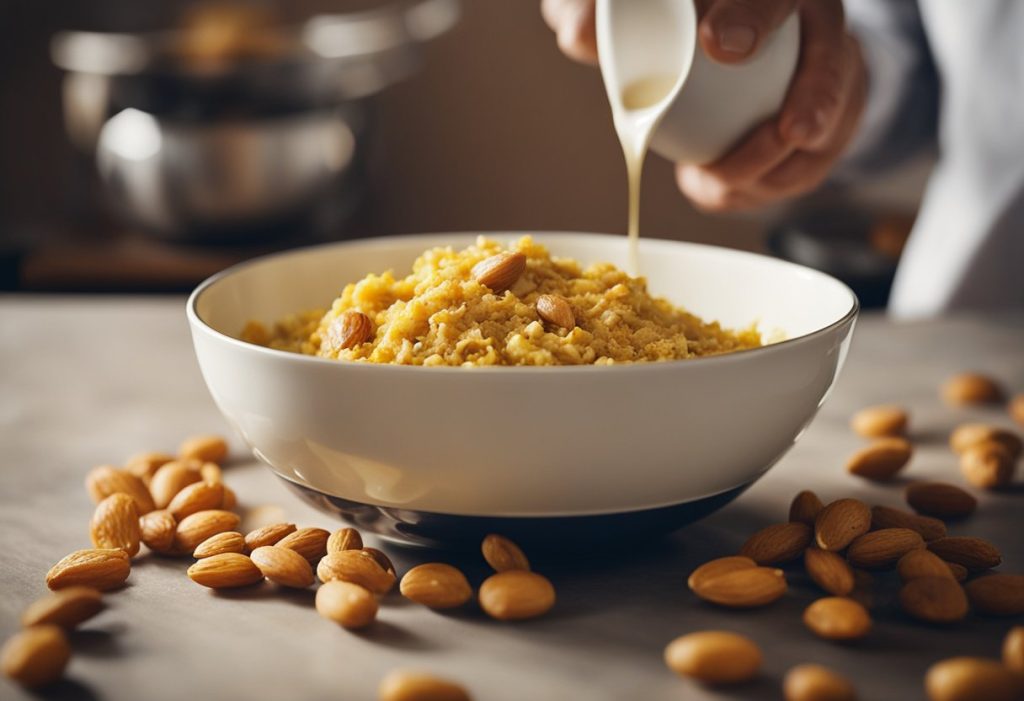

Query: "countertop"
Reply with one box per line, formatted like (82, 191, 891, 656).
(1, 297, 1022, 701)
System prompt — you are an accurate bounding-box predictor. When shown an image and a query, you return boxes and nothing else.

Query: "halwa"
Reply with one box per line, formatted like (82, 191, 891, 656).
(241, 236, 761, 366)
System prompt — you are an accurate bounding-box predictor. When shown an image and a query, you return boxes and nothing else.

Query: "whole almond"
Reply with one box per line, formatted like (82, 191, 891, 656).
(687, 556, 758, 591)
(139, 509, 177, 554)
(846, 528, 924, 569)
(250, 545, 315, 588)
(851, 404, 907, 438)
(536, 294, 575, 329)
(1011, 395, 1024, 429)
(167, 481, 224, 520)
(149, 460, 203, 509)
(481, 534, 531, 572)
(317, 550, 396, 594)
(663, 631, 762, 685)
(803, 597, 872, 641)
(960, 441, 1015, 489)
(400, 563, 473, 609)
(845, 437, 913, 481)
(942, 372, 1004, 406)
(187, 552, 263, 589)
(689, 566, 787, 608)
(90, 493, 141, 556)
(276, 527, 330, 562)
(85, 465, 155, 514)
(804, 547, 855, 596)
(316, 580, 378, 629)
(193, 531, 245, 559)
(46, 548, 130, 591)
(1004, 627, 1024, 673)
(174, 509, 240, 552)
(21, 587, 104, 629)
(244, 522, 296, 551)
(789, 490, 824, 526)
(897, 549, 957, 583)
(472, 251, 527, 293)
(378, 670, 470, 701)
(740, 522, 812, 565)
(0, 625, 71, 689)
(925, 657, 1023, 701)
(329, 310, 373, 350)
(905, 482, 977, 520)
(870, 505, 946, 541)
(179, 434, 228, 463)
(363, 547, 397, 577)
(478, 570, 556, 621)
(899, 576, 968, 623)
(950, 423, 1022, 459)
(928, 536, 1002, 571)
(124, 451, 174, 483)
(815, 499, 871, 552)
(199, 461, 222, 484)
(964, 574, 1024, 616)
(326, 527, 363, 554)
(784, 663, 856, 701)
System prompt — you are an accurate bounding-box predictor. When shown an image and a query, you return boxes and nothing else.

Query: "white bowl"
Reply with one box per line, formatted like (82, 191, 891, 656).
(187, 232, 857, 546)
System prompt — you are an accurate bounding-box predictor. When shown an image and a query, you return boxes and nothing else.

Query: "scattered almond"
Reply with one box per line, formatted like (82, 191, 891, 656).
(789, 490, 824, 526)
(124, 451, 174, 483)
(784, 663, 856, 701)
(845, 437, 913, 480)
(0, 625, 71, 689)
(46, 548, 130, 591)
(803, 597, 872, 641)
(846, 528, 924, 569)
(90, 493, 141, 557)
(851, 404, 907, 438)
(174, 509, 240, 552)
(960, 441, 1015, 489)
(149, 460, 203, 510)
(689, 566, 787, 609)
(401, 563, 473, 609)
(167, 480, 225, 520)
(326, 527, 363, 554)
(250, 545, 315, 588)
(899, 576, 969, 623)
(139, 509, 177, 554)
(317, 550, 396, 594)
(193, 531, 245, 559)
(178, 434, 228, 464)
(316, 580, 378, 629)
(925, 657, 1023, 701)
(804, 547, 855, 596)
(481, 534, 530, 572)
(472, 251, 527, 293)
(942, 373, 1004, 406)
(740, 522, 812, 565)
(870, 505, 946, 541)
(663, 631, 761, 685)
(244, 522, 296, 552)
(687, 556, 757, 591)
(536, 294, 575, 329)
(21, 587, 104, 629)
(815, 499, 871, 552)
(905, 482, 977, 520)
(363, 547, 397, 577)
(276, 527, 330, 562)
(927, 536, 1002, 571)
(897, 549, 957, 583)
(85, 464, 155, 514)
(1004, 626, 1024, 673)
(964, 574, 1024, 616)
(950, 423, 1022, 459)
(478, 570, 555, 621)
(329, 310, 373, 350)
(378, 670, 471, 701)
(187, 552, 263, 589)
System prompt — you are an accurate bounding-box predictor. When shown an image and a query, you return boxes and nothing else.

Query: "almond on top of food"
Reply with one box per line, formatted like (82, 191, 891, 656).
(897, 549, 958, 583)
(804, 548, 855, 596)
(870, 505, 947, 542)
(316, 580, 378, 630)
(964, 574, 1024, 616)
(740, 522, 812, 565)
(472, 251, 527, 294)
(803, 597, 872, 641)
(244, 522, 296, 552)
(783, 663, 856, 701)
(942, 372, 1004, 406)
(21, 587, 104, 629)
(46, 548, 130, 591)
(178, 434, 228, 464)
(400, 563, 473, 609)
(663, 631, 762, 686)
(845, 437, 913, 481)
(689, 566, 787, 609)
(249, 546, 314, 589)
(950, 423, 1023, 459)
(139, 509, 177, 554)
(481, 534, 530, 572)
(899, 576, 969, 624)
(846, 528, 924, 570)
(789, 490, 824, 526)
(378, 669, 471, 701)
(959, 441, 1016, 490)
(927, 536, 1002, 571)
(478, 570, 555, 621)
(851, 404, 908, 438)
(535, 294, 575, 330)
(905, 482, 977, 520)
(815, 498, 871, 552)
(328, 310, 373, 351)
(85, 464, 155, 515)
(90, 493, 141, 557)
(0, 625, 71, 689)
(187, 553, 264, 589)
(149, 460, 203, 510)
(1004, 627, 1024, 673)
(924, 657, 1024, 701)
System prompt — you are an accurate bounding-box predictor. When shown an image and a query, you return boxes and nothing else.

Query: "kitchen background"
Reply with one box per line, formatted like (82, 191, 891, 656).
(0, 0, 930, 303)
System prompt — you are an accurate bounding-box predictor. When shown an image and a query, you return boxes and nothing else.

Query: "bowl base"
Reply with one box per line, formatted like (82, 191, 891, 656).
(278, 476, 751, 551)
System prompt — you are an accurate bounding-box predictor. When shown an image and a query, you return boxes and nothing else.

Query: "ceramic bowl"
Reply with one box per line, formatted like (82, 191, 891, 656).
(187, 232, 857, 547)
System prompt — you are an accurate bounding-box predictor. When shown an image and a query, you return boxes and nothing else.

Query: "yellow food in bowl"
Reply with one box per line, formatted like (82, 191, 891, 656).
(241, 236, 761, 366)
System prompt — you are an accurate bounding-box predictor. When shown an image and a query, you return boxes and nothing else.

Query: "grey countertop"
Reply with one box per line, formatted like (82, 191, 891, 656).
(1, 297, 1022, 701)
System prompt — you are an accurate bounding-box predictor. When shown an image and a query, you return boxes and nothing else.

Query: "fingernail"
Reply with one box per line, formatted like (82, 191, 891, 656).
(717, 24, 756, 55)
(785, 110, 826, 143)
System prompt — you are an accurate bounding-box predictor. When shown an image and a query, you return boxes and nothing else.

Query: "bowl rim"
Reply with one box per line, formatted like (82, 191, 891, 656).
(186, 230, 859, 374)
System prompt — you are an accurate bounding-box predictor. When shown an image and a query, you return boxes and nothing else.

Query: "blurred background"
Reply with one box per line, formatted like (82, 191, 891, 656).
(0, 0, 931, 305)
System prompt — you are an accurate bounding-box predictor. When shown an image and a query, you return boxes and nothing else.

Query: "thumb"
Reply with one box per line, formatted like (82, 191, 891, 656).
(698, 0, 798, 64)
